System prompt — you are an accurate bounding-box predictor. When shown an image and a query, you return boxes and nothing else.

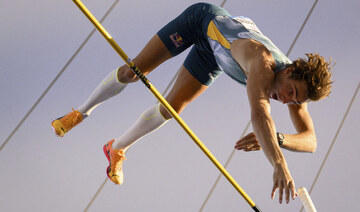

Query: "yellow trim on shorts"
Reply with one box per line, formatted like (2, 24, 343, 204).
(207, 20, 230, 49)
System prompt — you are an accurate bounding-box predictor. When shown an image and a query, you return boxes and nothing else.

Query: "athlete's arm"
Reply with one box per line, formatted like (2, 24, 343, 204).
(246, 57, 297, 204)
(280, 103, 317, 152)
(234, 103, 317, 153)
(231, 39, 297, 204)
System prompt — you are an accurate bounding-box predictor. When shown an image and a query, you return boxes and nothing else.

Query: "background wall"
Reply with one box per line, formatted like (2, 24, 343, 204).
(1, 0, 359, 211)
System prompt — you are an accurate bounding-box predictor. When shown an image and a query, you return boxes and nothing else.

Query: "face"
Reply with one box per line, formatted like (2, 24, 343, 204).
(268, 68, 308, 105)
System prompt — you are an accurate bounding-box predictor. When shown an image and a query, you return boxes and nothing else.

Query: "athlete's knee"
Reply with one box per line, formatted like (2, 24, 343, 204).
(160, 105, 173, 120)
(159, 103, 184, 120)
(117, 65, 139, 83)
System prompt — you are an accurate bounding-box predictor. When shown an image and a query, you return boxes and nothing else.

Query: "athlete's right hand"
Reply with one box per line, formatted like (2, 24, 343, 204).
(271, 164, 297, 204)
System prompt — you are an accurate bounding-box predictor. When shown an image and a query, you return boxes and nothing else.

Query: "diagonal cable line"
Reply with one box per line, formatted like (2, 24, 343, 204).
(199, 0, 319, 211)
(84, 178, 109, 212)
(220, 0, 227, 7)
(286, 0, 318, 56)
(199, 120, 251, 212)
(299, 82, 360, 212)
(0, 0, 120, 151)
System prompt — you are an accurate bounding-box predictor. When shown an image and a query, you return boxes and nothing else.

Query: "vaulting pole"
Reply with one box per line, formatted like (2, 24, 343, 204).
(72, 1, 261, 211)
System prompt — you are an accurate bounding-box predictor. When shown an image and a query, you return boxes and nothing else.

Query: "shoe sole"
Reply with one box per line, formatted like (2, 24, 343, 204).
(103, 144, 111, 179)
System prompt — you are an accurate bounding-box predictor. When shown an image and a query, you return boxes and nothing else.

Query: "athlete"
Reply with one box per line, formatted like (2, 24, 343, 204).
(51, 3, 332, 204)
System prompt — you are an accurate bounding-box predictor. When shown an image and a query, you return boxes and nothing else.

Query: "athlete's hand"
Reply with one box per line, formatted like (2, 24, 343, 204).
(271, 164, 297, 204)
(234, 132, 261, 151)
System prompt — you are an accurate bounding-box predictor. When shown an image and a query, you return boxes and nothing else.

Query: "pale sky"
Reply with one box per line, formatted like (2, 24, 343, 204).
(1, 0, 359, 211)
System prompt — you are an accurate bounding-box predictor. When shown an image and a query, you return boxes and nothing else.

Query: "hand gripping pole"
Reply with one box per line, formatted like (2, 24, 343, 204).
(73, 1, 261, 211)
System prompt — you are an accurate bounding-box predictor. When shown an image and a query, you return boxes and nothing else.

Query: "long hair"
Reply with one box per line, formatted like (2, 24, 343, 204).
(290, 53, 334, 101)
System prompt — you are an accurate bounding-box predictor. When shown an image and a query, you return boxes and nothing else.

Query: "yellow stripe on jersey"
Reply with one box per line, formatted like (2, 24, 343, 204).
(207, 20, 230, 49)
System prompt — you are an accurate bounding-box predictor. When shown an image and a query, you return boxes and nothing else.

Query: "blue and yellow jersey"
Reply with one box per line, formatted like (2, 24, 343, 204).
(207, 16, 291, 85)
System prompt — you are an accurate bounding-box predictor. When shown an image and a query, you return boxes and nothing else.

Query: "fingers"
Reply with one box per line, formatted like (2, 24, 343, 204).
(289, 180, 298, 200)
(271, 183, 278, 200)
(279, 182, 284, 204)
(285, 182, 290, 204)
(271, 182, 298, 204)
(272, 166, 297, 204)
(234, 132, 260, 151)
(235, 142, 261, 151)
(235, 133, 254, 146)
(284, 180, 297, 204)
(272, 180, 297, 204)
(243, 146, 261, 151)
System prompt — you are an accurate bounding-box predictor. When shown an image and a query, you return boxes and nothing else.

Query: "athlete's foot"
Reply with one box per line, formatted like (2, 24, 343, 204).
(51, 108, 83, 137)
(103, 139, 127, 185)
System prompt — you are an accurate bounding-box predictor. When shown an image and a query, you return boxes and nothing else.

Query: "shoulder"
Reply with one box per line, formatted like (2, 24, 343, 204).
(230, 39, 275, 77)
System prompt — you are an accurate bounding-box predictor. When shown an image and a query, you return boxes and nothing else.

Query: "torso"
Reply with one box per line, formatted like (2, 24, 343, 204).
(206, 15, 291, 85)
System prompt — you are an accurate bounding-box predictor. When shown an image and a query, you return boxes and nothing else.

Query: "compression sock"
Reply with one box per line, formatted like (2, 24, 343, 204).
(78, 68, 127, 118)
(113, 103, 169, 151)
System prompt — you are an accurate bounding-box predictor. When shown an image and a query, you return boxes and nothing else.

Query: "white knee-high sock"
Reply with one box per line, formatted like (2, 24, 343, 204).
(113, 104, 169, 151)
(78, 68, 127, 117)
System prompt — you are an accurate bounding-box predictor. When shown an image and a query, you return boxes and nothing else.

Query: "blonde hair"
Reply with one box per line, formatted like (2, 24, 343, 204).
(290, 53, 333, 101)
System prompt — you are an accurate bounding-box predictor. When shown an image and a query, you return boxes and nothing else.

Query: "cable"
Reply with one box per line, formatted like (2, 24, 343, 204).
(300, 82, 360, 212)
(84, 178, 109, 212)
(0, 0, 120, 151)
(198, 0, 319, 210)
(286, 0, 318, 56)
(157, 70, 179, 102)
(220, 0, 228, 7)
(199, 120, 251, 212)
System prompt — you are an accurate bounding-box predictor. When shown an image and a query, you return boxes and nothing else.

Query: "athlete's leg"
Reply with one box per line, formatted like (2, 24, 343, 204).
(103, 3, 227, 184)
(51, 35, 172, 137)
(159, 65, 208, 119)
(117, 34, 173, 83)
(78, 34, 172, 116)
(112, 65, 208, 151)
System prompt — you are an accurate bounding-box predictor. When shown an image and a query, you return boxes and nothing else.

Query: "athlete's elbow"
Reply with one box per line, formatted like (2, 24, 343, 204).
(308, 142, 317, 153)
(309, 136, 317, 153)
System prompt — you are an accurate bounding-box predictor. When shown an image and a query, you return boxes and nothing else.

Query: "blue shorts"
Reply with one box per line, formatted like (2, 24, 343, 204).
(157, 3, 231, 86)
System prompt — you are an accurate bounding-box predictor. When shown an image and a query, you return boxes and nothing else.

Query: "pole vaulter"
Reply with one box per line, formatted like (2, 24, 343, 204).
(72, 0, 261, 211)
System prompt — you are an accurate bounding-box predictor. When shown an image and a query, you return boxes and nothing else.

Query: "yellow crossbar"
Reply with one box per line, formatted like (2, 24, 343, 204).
(72, 1, 260, 211)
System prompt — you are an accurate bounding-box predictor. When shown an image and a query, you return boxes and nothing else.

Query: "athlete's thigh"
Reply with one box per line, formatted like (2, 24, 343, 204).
(132, 34, 173, 75)
(160, 65, 208, 119)
(118, 34, 172, 83)
(120, 3, 201, 81)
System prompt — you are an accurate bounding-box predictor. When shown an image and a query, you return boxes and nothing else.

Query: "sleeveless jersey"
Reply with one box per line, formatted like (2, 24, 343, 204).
(207, 16, 291, 85)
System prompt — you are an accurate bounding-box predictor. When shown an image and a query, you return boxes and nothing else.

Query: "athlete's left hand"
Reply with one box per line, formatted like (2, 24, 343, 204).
(234, 132, 261, 151)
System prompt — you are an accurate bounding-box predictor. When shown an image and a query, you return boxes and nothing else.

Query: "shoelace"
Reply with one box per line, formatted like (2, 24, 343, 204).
(61, 108, 83, 130)
(111, 150, 127, 173)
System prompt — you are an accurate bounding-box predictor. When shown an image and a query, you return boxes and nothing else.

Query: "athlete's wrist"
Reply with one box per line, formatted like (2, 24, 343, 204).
(277, 132, 285, 146)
